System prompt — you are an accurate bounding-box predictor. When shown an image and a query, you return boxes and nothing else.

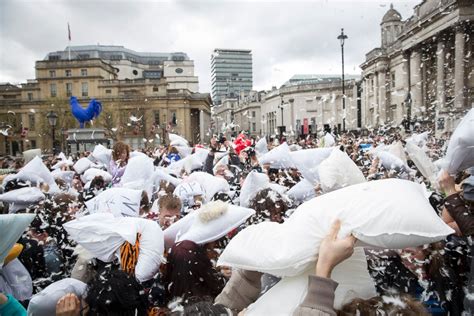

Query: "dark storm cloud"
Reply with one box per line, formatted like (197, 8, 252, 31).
(0, 0, 419, 92)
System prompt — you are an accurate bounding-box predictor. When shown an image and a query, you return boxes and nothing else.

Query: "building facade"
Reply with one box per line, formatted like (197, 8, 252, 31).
(212, 75, 361, 140)
(211, 49, 253, 105)
(0, 46, 211, 155)
(360, 0, 473, 135)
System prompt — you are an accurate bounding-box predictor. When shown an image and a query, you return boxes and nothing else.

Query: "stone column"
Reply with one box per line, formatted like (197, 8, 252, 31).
(378, 68, 387, 124)
(454, 24, 465, 108)
(410, 49, 422, 119)
(436, 40, 446, 111)
(374, 72, 379, 126)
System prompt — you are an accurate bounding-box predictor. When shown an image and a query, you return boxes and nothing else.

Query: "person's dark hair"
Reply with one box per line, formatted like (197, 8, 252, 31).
(211, 192, 231, 203)
(249, 188, 288, 224)
(163, 240, 224, 304)
(183, 300, 229, 316)
(338, 294, 429, 316)
(85, 270, 148, 316)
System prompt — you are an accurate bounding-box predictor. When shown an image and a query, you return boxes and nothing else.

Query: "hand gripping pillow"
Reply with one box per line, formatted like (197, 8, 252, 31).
(217, 179, 454, 277)
(185, 171, 230, 202)
(163, 201, 255, 250)
(0, 214, 35, 265)
(27, 278, 87, 316)
(290, 147, 333, 184)
(85, 188, 143, 217)
(244, 248, 376, 315)
(444, 108, 474, 174)
(258, 143, 295, 169)
(318, 148, 366, 193)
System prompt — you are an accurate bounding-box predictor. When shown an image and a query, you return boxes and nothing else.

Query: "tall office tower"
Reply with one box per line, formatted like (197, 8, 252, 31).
(211, 49, 252, 105)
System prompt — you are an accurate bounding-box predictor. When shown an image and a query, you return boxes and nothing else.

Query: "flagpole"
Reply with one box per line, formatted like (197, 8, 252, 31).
(68, 23, 71, 60)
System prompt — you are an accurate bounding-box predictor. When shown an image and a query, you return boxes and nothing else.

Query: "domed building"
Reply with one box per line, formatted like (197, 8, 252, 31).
(360, 0, 473, 135)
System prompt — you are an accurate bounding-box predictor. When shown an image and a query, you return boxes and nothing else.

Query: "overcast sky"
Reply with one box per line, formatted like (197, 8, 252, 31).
(0, 0, 420, 93)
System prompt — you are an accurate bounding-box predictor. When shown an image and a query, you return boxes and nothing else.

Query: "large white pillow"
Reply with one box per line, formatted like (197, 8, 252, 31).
(23, 149, 42, 164)
(92, 144, 112, 168)
(85, 188, 143, 217)
(258, 143, 295, 169)
(290, 148, 333, 184)
(2, 156, 60, 193)
(27, 278, 87, 316)
(0, 214, 35, 265)
(244, 248, 376, 314)
(406, 141, 438, 184)
(185, 171, 230, 202)
(286, 179, 316, 204)
(51, 170, 75, 186)
(389, 141, 408, 165)
(0, 187, 45, 213)
(120, 155, 155, 196)
(218, 179, 454, 277)
(2, 259, 33, 301)
(73, 157, 93, 174)
(239, 171, 270, 207)
(323, 133, 335, 147)
(444, 108, 474, 173)
(318, 148, 366, 193)
(255, 137, 268, 158)
(375, 151, 411, 174)
(153, 168, 182, 189)
(163, 201, 254, 249)
(81, 168, 112, 184)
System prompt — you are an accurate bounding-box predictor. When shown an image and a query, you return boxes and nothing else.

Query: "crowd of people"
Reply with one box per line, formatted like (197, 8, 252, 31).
(0, 110, 473, 316)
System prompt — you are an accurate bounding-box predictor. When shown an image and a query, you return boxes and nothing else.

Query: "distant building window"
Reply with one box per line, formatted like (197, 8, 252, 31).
(105, 89, 112, 94)
(78, 54, 90, 59)
(252, 122, 256, 132)
(171, 111, 177, 126)
(27, 93, 33, 101)
(143, 71, 162, 79)
(391, 72, 395, 88)
(252, 111, 256, 118)
(66, 83, 73, 97)
(175, 68, 183, 74)
(132, 70, 138, 76)
(153, 86, 159, 92)
(49, 55, 60, 61)
(81, 82, 88, 97)
(81, 69, 88, 76)
(154, 111, 160, 125)
(49, 70, 56, 78)
(65, 70, 72, 77)
(110, 54, 122, 60)
(30, 140, 36, 148)
(28, 114, 35, 131)
(50, 83, 57, 97)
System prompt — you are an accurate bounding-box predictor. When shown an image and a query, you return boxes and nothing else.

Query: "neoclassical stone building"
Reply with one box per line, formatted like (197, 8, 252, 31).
(0, 46, 211, 155)
(360, 0, 473, 135)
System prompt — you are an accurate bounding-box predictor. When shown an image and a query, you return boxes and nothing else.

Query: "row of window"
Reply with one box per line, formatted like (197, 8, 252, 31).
(50, 82, 88, 97)
(49, 69, 88, 78)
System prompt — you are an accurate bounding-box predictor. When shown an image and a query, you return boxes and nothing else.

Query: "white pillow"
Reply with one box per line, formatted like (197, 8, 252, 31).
(318, 148, 366, 193)
(73, 157, 93, 174)
(0, 187, 45, 213)
(0, 214, 35, 265)
(128, 217, 164, 282)
(153, 168, 182, 189)
(185, 171, 230, 202)
(290, 148, 333, 184)
(173, 181, 206, 207)
(213, 155, 229, 175)
(286, 179, 316, 204)
(2, 259, 33, 301)
(164, 201, 254, 249)
(169, 133, 189, 146)
(218, 179, 454, 277)
(27, 278, 87, 316)
(85, 188, 143, 217)
(388, 141, 408, 165)
(239, 171, 271, 207)
(376, 151, 411, 173)
(244, 248, 376, 314)
(258, 143, 295, 169)
(3, 156, 60, 193)
(255, 137, 268, 158)
(81, 168, 112, 184)
(23, 149, 41, 164)
(406, 131, 429, 148)
(51, 170, 75, 186)
(444, 108, 474, 174)
(323, 133, 335, 147)
(52, 158, 74, 170)
(92, 144, 112, 168)
(120, 155, 154, 195)
(406, 141, 438, 184)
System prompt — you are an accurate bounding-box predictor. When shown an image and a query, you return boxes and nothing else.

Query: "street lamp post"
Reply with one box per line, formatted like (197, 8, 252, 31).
(278, 94, 285, 137)
(47, 111, 58, 154)
(337, 28, 348, 132)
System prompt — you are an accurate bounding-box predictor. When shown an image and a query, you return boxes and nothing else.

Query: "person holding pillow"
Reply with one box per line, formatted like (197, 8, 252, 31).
(109, 141, 130, 186)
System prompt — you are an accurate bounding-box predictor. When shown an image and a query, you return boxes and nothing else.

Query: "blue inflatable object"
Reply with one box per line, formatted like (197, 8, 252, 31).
(70, 96, 102, 128)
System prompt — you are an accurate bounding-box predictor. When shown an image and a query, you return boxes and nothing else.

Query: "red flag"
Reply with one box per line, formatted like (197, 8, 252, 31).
(68, 23, 71, 41)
